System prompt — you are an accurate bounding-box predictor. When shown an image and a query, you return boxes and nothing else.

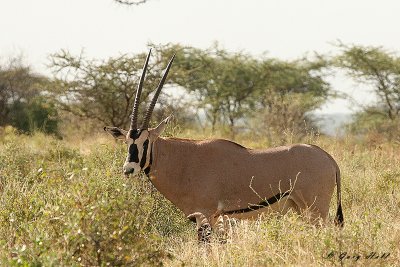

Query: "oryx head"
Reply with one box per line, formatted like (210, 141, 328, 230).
(104, 49, 175, 176)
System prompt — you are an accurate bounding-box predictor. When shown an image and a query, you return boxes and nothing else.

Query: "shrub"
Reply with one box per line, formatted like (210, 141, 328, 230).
(0, 132, 180, 266)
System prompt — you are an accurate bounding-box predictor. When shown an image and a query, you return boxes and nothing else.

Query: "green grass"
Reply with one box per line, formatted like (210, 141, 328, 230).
(0, 127, 399, 266)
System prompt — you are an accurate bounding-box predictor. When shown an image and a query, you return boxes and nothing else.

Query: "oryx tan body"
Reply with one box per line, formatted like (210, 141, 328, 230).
(150, 137, 340, 223)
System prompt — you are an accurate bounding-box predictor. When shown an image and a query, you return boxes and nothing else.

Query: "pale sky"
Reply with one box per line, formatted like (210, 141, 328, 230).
(1, 0, 399, 114)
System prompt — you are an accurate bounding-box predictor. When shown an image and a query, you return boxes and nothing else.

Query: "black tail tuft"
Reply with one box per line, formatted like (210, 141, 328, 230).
(334, 203, 344, 227)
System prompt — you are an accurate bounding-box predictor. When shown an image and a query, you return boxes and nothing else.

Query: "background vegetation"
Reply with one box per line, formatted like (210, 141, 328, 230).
(3, 43, 399, 142)
(0, 58, 59, 136)
(1, 43, 400, 266)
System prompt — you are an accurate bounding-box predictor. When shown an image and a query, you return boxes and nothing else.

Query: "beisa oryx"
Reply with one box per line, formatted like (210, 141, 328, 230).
(104, 49, 344, 241)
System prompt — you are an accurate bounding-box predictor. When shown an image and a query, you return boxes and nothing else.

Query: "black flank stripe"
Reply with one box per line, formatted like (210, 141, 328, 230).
(140, 140, 149, 168)
(223, 191, 290, 215)
(129, 144, 139, 163)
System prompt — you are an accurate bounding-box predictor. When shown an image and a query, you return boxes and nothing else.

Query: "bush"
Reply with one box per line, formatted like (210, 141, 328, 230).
(8, 96, 59, 136)
(347, 110, 400, 144)
(0, 60, 60, 136)
(0, 132, 184, 266)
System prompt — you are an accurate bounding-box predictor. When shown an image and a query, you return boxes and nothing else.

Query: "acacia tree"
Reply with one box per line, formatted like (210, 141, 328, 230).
(255, 57, 330, 142)
(218, 52, 261, 138)
(153, 44, 264, 138)
(154, 44, 225, 132)
(50, 50, 185, 129)
(335, 44, 400, 137)
(335, 44, 400, 121)
(154, 44, 330, 140)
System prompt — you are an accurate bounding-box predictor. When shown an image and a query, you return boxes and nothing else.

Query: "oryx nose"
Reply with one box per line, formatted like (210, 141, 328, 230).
(123, 168, 134, 175)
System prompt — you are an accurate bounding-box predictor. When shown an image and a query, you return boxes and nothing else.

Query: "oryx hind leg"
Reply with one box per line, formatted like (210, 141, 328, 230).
(289, 190, 331, 225)
(273, 196, 300, 215)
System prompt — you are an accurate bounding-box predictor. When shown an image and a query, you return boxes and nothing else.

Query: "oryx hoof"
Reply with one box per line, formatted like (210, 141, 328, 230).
(198, 223, 212, 243)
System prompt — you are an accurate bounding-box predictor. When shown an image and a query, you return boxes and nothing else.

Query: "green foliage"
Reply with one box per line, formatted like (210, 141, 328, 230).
(154, 43, 330, 140)
(335, 43, 400, 135)
(50, 50, 193, 130)
(8, 96, 59, 136)
(0, 131, 188, 266)
(0, 59, 60, 135)
(47, 44, 332, 139)
(347, 108, 400, 142)
(50, 50, 153, 128)
(254, 57, 329, 143)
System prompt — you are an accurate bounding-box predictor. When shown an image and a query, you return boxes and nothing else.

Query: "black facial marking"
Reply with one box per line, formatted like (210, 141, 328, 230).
(128, 144, 139, 163)
(143, 144, 153, 176)
(129, 129, 141, 139)
(140, 140, 149, 168)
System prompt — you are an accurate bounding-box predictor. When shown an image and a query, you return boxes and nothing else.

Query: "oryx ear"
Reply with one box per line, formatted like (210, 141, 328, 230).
(149, 115, 173, 139)
(104, 126, 128, 140)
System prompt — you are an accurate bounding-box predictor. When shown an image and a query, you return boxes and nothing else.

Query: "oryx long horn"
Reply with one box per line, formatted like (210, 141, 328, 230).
(141, 53, 175, 129)
(130, 49, 152, 130)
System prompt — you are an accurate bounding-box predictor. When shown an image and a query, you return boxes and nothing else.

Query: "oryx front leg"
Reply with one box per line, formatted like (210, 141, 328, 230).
(187, 212, 212, 243)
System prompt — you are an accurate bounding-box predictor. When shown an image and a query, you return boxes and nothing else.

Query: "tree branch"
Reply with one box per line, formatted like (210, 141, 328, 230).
(114, 0, 149, 5)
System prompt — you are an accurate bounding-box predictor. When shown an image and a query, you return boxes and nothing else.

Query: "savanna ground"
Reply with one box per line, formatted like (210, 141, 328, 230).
(0, 126, 399, 266)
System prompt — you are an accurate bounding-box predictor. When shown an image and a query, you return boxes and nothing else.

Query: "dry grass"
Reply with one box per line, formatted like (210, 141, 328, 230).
(163, 135, 400, 267)
(0, 127, 399, 266)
